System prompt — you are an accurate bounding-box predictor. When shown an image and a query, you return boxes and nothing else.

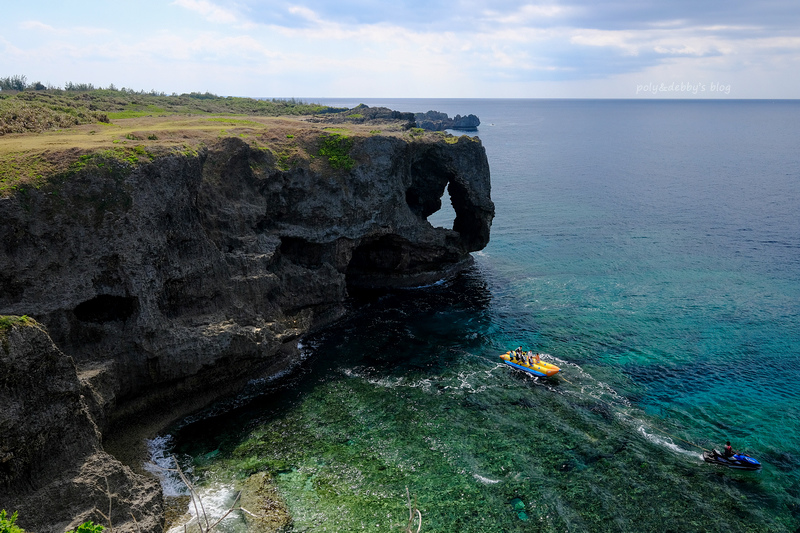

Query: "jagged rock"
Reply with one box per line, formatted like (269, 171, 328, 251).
(0, 320, 163, 533)
(452, 114, 481, 130)
(0, 129, 493, 530)
(415, 110, 481, 131)
(310, 104, 416, 129)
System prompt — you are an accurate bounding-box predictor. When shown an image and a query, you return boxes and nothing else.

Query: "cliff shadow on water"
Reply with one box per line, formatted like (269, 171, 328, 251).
(165, 266, 495, 455)
(150, 265, 497, 531)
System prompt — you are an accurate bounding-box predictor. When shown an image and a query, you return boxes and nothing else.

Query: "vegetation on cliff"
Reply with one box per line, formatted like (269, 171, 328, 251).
(0, 84, 467, 201)
(0, 316, 33, 349)
(0, 510, 25, 533)
(0, 81, 345, 135)
(1, 511, 106, 533)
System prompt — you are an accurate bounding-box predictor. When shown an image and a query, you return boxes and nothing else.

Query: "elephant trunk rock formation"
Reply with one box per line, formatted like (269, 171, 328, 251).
(0, 131, 493, 532)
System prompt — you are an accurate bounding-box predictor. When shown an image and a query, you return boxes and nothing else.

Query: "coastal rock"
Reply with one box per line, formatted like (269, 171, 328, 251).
(415, 111, 481, 131)
(0, 135, 493, 406)
(0, 319, 163, 533)
(310, 104, 416, 129)
(0, 129, 493, 530)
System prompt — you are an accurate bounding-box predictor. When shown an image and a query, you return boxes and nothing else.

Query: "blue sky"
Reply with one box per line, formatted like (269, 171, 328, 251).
(1, 0, 798, 98)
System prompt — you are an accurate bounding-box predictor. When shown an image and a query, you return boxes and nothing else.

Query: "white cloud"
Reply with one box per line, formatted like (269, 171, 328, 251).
(19, 20, 112, 36)
(19, 20, 57, 32)
(286, 5, 322, 23)
(483, 3, 572, 25)
(172, 0, 239, 24)
(2, 1, 799, 97)
(570, 29, 642, 55)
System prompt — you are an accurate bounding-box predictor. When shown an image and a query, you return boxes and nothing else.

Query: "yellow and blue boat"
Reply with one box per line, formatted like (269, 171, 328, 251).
(500, 350, 560, 378)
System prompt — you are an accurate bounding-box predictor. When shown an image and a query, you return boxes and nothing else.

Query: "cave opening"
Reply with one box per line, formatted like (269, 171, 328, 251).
(345, 234, 412, 290)
(404, 153, 457, 231)
(74, 294, 138, 323)
(427, 185, 457, 230)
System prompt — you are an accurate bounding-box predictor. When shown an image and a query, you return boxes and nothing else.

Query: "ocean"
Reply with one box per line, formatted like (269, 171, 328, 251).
(152, 99, 800, 532)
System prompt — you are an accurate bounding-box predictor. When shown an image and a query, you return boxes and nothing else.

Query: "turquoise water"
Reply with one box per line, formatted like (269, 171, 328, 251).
(158, 100, 800, 532)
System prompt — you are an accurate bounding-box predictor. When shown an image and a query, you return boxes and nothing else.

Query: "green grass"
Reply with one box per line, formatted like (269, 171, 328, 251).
(0, 317, 33, 352)
(318, 133, 355, 171)
(107, 111, 157, 119)
(0, 90, 346, 135)
(0, 143, 159, 198)
(68, 147, 152, 171)
(0, 154, 50, 195)
(204, 117, 263, 126)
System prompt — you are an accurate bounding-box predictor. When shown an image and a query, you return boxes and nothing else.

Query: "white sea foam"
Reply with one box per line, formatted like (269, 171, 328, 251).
(473, 473, 501, 484)
(144, 435, 188, 497)
(399, 278, 448, 290)
(166, 483, 244, 533)
(637, 425, 699, 458)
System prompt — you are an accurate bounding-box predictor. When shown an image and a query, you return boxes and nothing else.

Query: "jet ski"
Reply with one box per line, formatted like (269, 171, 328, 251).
(702, 449, 762, 471)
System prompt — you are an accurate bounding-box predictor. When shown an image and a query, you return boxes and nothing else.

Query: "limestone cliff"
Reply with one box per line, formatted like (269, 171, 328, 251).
(0, 319, 163, 533)
(0, 129, 493, 531)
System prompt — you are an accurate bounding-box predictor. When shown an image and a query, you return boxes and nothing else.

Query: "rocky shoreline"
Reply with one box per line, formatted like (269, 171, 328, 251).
(0, 112, 493, 532)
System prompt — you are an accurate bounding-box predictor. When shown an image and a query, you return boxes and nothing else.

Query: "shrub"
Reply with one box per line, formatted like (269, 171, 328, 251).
(0, 510, 25, 533)
(0, 75, 27, 92)
(64, 82, 96, 92)
(318, 133, 355, 170)
(0, 98, 109, 134)
(66, 521, 104, 533)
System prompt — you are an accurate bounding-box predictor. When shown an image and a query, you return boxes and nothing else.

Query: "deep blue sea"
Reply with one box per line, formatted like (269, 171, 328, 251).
(153, 99, 800, 532)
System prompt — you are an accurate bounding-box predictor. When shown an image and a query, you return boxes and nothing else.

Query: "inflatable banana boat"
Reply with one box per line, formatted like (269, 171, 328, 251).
(500, 351, 560, 378)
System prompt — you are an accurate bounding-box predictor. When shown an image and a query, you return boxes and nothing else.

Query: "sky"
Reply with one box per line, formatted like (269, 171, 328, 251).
(1, 0, 799, 98)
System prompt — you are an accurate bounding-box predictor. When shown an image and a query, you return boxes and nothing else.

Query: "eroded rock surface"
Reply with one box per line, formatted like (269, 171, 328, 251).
(415, 110, 481, 131)
(0, 321, 163, 533)
(0, 130, 493, 530)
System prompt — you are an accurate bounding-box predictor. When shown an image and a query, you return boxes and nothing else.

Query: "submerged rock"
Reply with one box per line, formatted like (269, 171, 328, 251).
(240, 472, 293, 532)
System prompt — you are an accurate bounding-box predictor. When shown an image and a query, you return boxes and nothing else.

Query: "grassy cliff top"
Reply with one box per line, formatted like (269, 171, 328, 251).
(0, 89, 342, 135)
(0, 90, 458, 197)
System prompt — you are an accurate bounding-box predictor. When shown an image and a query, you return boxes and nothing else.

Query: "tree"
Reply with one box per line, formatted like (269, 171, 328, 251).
(0, 75, 28, 91)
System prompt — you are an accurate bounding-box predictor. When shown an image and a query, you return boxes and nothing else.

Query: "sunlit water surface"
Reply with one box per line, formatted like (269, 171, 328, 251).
(151, 99, 800, 532)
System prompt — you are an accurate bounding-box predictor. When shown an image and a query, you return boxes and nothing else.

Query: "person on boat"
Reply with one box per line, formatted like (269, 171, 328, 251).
(724, 441, 734, 458)
(528, 351, 540, 364)
(515, 347, 523, 361)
